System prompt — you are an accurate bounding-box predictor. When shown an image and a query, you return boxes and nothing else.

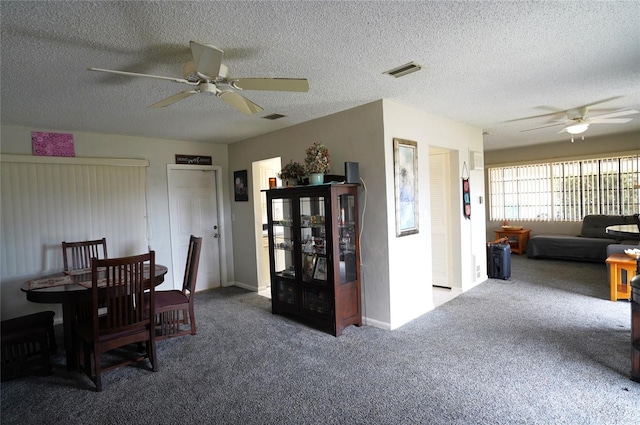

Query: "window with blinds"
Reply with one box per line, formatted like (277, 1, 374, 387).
(1, 156, 148, 277)
(489, 154, 639, 222)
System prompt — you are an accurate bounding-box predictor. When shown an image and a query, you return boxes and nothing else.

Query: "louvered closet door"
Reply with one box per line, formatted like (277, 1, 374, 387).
(429, 152, 451, 288)
(1, 158, 148, 278)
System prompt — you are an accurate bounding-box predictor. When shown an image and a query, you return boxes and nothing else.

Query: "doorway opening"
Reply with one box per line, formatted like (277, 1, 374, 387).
(252, 157, 282, 298)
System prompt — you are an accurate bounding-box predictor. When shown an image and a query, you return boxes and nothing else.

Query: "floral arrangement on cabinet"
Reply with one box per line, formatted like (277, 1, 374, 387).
(277, 160, 305, 186)
(304, 142, 331, 175)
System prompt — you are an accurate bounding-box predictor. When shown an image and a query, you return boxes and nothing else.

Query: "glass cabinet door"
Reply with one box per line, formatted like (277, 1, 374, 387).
(299, 195, 326, 284)
(271, 197, 295, 303)
(337, 193, 357, 283)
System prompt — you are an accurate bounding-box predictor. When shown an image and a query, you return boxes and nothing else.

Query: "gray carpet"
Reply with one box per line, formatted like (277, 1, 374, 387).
(2, 255, 639, 424)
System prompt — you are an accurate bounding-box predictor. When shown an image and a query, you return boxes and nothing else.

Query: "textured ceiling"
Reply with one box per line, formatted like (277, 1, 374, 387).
(1, 1, 639, 151)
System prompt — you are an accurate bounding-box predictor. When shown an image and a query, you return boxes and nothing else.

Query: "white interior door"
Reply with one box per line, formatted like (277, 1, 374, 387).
(429, 150, 451, 288)
(168, 168, 221, 291)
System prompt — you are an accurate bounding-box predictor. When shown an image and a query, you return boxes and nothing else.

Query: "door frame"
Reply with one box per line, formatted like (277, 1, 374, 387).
(166, 164, 228, 290)
(252, 157, 282, 293)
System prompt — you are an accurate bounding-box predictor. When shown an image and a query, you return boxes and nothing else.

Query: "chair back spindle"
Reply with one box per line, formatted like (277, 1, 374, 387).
(62, 238, 108, 271)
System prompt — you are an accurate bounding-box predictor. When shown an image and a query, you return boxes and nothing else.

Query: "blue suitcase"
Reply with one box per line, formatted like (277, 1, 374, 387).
(487, 242, 511, 280)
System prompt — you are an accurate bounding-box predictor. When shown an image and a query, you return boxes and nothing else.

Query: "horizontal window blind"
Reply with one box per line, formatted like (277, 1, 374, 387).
(1, 156, 148, 277)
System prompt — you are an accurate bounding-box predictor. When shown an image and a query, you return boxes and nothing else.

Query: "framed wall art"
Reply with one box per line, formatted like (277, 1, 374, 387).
(32, 131, 75, 157)
(234, 170, 249, 202)
(313, 256, 327, 281)
(393, 138, 419, 237)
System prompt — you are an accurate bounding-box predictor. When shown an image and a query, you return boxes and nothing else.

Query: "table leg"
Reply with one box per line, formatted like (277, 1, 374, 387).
(609, 265, 618, 302)
(61, 301, 78, 370)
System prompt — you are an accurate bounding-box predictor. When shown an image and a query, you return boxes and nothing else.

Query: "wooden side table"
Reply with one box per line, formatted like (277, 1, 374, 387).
(494, 228, 531, 255)
(605, 253, 635, 302)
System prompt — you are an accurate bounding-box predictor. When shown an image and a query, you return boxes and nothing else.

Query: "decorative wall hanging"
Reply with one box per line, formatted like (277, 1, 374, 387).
(234, 170, 249, 202)
(462, 162, 471, 219)
(393, 138, 419, 236)
(31, 132, 75, 157)
(175, 154, 212, 165)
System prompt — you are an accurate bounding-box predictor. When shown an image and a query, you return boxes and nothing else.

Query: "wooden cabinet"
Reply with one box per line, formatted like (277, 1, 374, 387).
(265, 184, 361, 336)
(494, 228, 531, 255)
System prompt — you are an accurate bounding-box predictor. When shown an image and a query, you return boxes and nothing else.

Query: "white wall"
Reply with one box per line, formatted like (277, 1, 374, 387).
(0, 124, 234, 320)
(227, 100, 485, 330)
(382, 101, 485, 329)
(483, 131, 640, 241)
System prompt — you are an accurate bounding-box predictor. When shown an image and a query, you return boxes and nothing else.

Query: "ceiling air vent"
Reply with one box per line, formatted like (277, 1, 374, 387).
(262, 113, 287, 120)
(383, 62, 424, 78)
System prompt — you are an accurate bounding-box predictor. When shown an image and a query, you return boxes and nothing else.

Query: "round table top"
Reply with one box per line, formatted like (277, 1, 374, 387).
(606, 224, 640, 240)
(21, 264, 168, 304)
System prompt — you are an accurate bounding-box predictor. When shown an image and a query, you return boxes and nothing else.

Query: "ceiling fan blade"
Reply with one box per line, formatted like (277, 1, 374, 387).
(87, 67, 191, 84)
(588, 118, 634, 124)
(218, 90, 263, 114)
(149, 90, 198, 108)
(588, 109, 639, 120)
(230, 78, 309, 92)
(580, 96, 625, 109)
(190, 41, 223, 78)
(520, 122, 567, 132)
(504, 96, 626, 123)
(503, 110, 566, 123)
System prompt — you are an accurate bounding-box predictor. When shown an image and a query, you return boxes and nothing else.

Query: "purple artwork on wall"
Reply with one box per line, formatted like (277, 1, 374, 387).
(32, 131, 75, 157)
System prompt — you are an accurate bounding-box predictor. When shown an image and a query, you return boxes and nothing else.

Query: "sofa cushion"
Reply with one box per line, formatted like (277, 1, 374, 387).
(606, 243, 640, 257)
(580, 214, 637, 240)
(527, 234, 617, 262)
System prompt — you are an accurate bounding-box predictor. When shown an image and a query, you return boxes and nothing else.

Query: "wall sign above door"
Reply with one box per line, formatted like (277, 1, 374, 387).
(175, 154, 212, 165)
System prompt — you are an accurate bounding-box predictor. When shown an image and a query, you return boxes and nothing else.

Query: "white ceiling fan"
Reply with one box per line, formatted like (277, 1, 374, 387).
(521, 107, 638, 133)
(88, 41, 309, 114)
(518, 98, 638, 141)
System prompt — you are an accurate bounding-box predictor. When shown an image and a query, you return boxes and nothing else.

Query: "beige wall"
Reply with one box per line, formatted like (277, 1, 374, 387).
(1, 124, 234, 320)
(228, 101, 391, 322)
(483, 131, 640, 241)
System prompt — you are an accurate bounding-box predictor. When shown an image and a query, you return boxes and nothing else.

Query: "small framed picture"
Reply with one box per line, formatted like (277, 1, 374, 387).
(302, 253, 316, 282)
(234, 170, 248, 202)
(313, 256, 327, 281)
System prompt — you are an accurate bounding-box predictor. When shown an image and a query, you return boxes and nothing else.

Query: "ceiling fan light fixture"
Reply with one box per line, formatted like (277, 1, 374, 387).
(565, 123, 589, 134)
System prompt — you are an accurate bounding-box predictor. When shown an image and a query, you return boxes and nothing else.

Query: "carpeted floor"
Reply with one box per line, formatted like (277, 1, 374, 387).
(1, 255, 639, 424)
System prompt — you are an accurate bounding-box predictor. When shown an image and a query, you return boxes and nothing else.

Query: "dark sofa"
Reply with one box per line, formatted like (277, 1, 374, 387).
(527, 214, 639, 262)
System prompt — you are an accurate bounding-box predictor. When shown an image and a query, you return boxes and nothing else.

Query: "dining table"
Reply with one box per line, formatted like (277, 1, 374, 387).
(20, 264, 168, 370)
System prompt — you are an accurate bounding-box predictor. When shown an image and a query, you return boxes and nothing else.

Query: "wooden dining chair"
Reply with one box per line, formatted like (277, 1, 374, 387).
(74, 251, 158, 392)
(62, 238, 108, 271)
(155, 235, 202, 341)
